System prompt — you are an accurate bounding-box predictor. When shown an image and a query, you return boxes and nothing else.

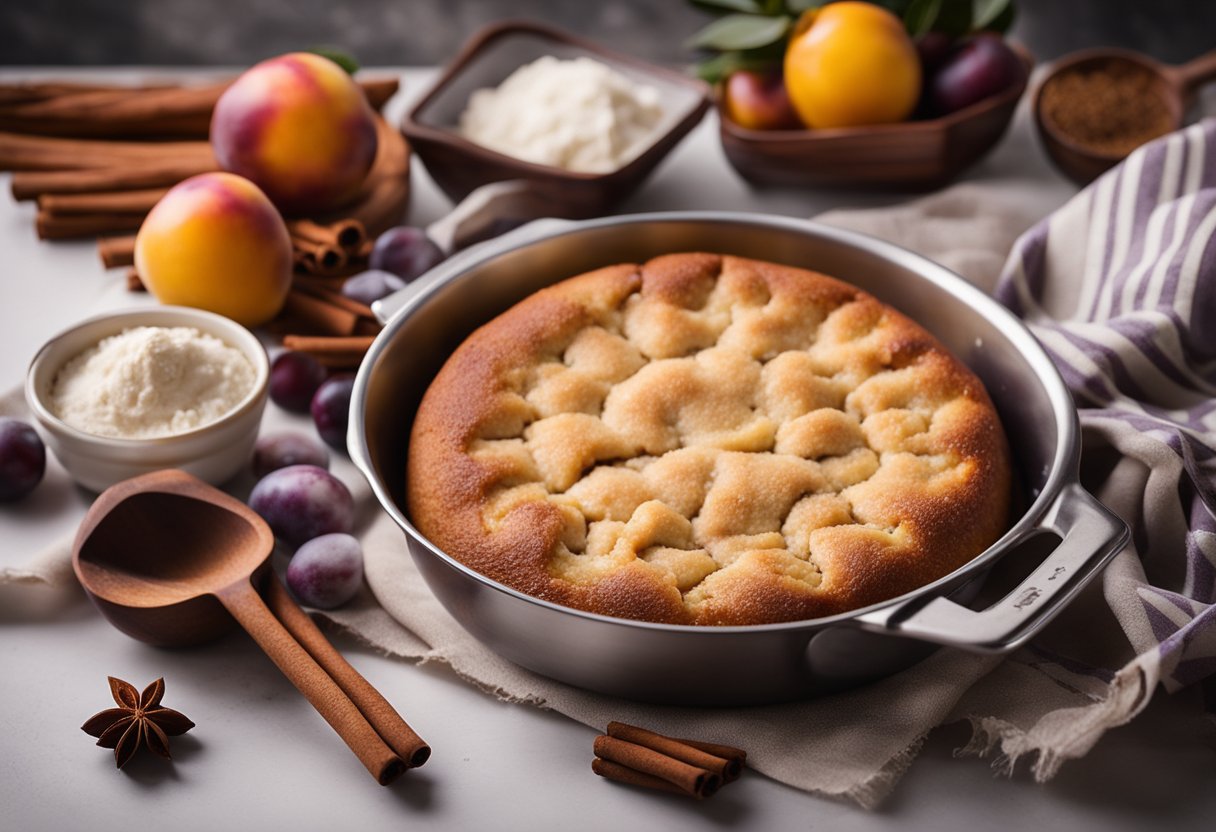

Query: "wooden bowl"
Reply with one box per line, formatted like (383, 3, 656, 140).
(718, 50, 1032, 191)
(1032, 48, 1192, 186)
(401, 20, 711, 218)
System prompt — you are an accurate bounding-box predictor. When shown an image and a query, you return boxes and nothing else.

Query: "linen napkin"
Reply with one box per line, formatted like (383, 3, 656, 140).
(6, 121, 1216, 807)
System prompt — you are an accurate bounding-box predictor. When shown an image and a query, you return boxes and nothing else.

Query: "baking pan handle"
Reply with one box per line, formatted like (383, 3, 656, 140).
(372, 183, 575, 324)
(857, 483, 1129, 652)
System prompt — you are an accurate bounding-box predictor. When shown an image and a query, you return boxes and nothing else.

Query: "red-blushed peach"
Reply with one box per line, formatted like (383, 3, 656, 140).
(722, 71, 801, 131)
(210, 52, 378, 215)
(135, 172, 293, 328)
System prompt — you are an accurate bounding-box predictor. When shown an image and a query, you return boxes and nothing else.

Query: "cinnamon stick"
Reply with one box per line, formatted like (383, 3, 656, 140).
(592, 735, 720, 798)
(606, 722, 742, 782)
(0, 81, 164, 106)
(289, 218, 366, 251)
(670, 736, 748, 771)
(12, 159, 216, 200)
(280, 291, 361, 337)
(0, 131, 213, 171)
(39, 187, 166, 216)
(292, 235, 347, 272)
(280, 335, 375, 369)
(0, 77, 399, 139)
(36, 209, 143, 240)
(99, 234, 137, 268)
(591, 758, 699, 799)
(292, 280, 375, 320)
(126, 269, 145, 292)
(263, 576, 429, 768)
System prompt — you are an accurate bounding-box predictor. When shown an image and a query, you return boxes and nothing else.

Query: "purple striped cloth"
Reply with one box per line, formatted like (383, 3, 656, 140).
(998, 119, 1216, 695)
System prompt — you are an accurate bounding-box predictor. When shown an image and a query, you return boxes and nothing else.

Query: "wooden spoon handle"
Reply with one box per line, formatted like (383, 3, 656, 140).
(264, 576, 431, 767)
(216, 580, 406, 785)
(1173, 49, 1216, 97)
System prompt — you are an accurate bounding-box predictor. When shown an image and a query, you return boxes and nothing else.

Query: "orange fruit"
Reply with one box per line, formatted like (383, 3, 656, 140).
(783, 1, 921, 129)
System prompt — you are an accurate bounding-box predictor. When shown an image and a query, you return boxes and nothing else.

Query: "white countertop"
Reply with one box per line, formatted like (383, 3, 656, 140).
(1, 68, 1213, 832)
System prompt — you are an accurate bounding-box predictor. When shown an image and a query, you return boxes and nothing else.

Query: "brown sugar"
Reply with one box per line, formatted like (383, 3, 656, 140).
(1040, 60, 1176, 157)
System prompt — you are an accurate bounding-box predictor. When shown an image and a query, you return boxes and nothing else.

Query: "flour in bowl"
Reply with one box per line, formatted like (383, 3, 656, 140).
(49, 326, 255, 439)
(458, 56, 664, 173)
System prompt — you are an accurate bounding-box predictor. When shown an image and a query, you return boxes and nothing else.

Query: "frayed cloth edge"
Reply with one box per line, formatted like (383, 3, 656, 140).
(955, 664, 1152, 782)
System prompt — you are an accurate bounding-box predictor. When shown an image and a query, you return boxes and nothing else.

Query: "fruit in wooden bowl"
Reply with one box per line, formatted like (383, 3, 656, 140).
(721, 70, 800, 131)
(783, 1, 921, 128)
(694, 0, 1028, 189)
(211, 52, 379, 215)
(135, 172, 293, 327)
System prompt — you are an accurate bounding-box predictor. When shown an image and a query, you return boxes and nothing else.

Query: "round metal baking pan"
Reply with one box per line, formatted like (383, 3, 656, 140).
(349, 212, 1128, 705)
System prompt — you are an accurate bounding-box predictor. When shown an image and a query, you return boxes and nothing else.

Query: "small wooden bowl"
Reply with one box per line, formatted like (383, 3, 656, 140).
(401, 21, 711, 218)
(718, 49, 1032, 191)
(1031, 47, 1216, 186)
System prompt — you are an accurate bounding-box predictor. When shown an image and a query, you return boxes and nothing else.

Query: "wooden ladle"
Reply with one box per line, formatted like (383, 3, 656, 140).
(71, 469, 429, 784)
(1035, 48, 1216, 185)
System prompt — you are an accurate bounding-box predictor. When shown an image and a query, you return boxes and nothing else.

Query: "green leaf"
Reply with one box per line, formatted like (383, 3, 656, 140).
(691, 0, 764, 13)
(903, 0, 943, 36)
(686, 13, 792, 51)
(307, 47, 359, 75)
(695, 51, 782, 84)
(977, 0, 1016, 32)
(972, 0, 1011, 30)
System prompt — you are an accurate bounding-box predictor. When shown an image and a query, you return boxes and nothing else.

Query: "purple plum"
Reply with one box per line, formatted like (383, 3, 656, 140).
(248, 464, 353, 548)
(927, 34, 1024, 117)
(0, 418, 45, 502)
(252, 431, 330, 478)
(369, 226, 444, 283)
(286, 532, 364, 609)
(270, 351, 327, 414)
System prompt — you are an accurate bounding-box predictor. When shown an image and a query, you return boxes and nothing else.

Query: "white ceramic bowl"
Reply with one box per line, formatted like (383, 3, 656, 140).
(25, 306, 269, 492)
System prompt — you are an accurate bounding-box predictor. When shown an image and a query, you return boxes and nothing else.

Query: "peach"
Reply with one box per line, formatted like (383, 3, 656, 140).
(135, 172, 293, 328)
(211, 52, 378, 215)
(722, 70, 801, 131)
(784, 2, 921, 128)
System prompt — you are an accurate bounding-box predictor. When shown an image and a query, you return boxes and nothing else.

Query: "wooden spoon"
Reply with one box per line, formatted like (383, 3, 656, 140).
(1034, 47, 1216, 185)
(71, 469, 429, 784)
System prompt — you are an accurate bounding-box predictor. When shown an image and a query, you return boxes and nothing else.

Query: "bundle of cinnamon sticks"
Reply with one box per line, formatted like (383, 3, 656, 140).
(592, 722, 746, 799)
(0, 76, 412, 369)
(1, 77, 405, 248)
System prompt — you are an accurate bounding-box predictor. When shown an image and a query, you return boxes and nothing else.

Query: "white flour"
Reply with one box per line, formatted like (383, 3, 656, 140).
(49, 326, 255, 439)
(459, 56, 664, 173)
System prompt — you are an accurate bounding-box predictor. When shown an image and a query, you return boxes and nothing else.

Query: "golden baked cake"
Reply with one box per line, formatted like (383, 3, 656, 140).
(407, 253, 1011, 626)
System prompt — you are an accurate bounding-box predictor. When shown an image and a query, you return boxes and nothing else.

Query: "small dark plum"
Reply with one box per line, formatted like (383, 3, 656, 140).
(286, 533, 364, 609)
(311, 375, 355, 451)
(341, 269, 406, 306)
(0, 418, 45, 502)
(369, 226, 444, 283)
(248, 464, 353, 548)
(253, 431, 330, 478)
(928, 34, 1024, 117)
(915, 32, 955, 74)
(270, 351, 327, 414)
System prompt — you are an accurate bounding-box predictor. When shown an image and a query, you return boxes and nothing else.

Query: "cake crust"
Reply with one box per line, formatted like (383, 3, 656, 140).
(407, 254, 1011, 625)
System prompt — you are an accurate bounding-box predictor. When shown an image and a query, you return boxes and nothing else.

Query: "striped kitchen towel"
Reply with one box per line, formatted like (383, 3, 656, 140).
(996, 119, 1216, 704)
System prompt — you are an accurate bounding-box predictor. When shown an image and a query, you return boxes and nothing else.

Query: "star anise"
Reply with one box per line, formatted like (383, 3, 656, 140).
(81, 677, 195, 769)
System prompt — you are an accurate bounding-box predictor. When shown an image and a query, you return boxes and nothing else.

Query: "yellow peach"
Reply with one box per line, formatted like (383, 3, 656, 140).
(210, 52, 378, 215)
(135, 172, 293, 328)
(784, 2, 921, 129)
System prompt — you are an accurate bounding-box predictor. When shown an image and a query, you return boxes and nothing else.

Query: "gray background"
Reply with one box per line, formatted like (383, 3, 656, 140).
(3, 0, 1213, 67)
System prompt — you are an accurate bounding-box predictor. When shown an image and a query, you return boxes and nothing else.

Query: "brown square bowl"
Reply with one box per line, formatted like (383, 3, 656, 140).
(401, 20, 711, 218)
(718, 48, 1032, 191)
